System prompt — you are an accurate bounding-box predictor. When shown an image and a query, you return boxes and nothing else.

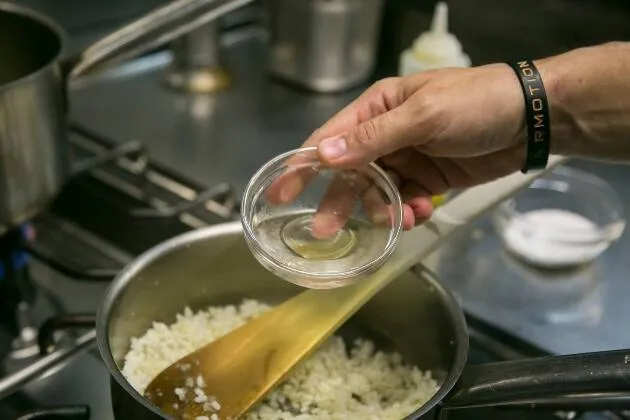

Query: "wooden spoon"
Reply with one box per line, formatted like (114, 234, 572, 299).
(144, 156, 566, 419)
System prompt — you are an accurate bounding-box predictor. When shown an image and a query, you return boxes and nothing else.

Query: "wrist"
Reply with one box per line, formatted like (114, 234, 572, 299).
(532, 57, 576, 156)
(504, 55, 580, 159)
(487, 63, 529, 160)
(506, 60, 556, 172)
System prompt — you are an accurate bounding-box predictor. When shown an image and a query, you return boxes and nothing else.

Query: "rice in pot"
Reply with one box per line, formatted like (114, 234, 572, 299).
(122, 299, 439, 420)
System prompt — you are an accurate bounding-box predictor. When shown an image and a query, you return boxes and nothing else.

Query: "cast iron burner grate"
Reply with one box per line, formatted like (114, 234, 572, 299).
(0, 120, 239, 419)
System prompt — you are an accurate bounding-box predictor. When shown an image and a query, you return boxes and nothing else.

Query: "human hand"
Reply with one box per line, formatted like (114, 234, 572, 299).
(268, 63, 530, 235)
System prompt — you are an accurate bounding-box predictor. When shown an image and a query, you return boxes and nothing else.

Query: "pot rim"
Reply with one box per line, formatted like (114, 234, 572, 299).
(96, 222, 242, 418)
(0, 2, 68, 93)
(404, 264, 469, 419)
(96, 220, 470, 419)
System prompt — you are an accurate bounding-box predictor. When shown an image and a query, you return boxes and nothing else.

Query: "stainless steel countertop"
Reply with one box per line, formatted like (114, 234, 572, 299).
(436, 159, 630, 355)
(70, 28, 364, 199)
(68, 26, 630, 357)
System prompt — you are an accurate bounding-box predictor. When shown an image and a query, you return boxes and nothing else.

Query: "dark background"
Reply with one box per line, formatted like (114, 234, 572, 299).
(376, 0, 630, 75)
(14, 0, 630, 75)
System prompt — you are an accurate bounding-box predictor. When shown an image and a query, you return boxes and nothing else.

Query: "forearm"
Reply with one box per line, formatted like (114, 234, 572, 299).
(536, 42, 630, 160)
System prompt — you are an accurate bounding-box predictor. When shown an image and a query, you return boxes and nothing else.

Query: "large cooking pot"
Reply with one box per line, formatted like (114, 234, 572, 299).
(97, 221, 630, 419)
(0, 0, 254, 235)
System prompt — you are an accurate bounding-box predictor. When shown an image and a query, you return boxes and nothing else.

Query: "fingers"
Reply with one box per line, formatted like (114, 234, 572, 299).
(265, 165, 318, 204)
(360, 169, 416, 232)
(303, 77, 406, 147)
(267, 77, 410, 205)
(266, 153, 439, 236)
(311, 168, 413, 239)
(381, 150, 450, 195)
(384, 153, 440, 226)
(265, 94, 370, 205)
(310, 173, 359, 239)
(362, 183, 392, 227)
(399, 182, 434, 224)
(317, 104, 417, 169)
(365, 170, 433, 231)
(401, 205, 417, 230)
(361, 169, 400, 228)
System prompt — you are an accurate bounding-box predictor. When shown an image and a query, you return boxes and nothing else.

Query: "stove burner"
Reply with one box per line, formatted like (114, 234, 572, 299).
(0, 225, 62, 364)
(0, 225, 32, 280)
(0, 117, 245, 416)
(38, 314, 96, 356)
(0, 226, 36, 347)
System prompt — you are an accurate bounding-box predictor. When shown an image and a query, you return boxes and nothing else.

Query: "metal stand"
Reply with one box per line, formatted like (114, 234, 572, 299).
(164, 22, 232, 93)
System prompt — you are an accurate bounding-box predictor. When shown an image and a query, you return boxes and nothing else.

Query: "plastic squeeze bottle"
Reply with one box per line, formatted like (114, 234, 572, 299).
(399, 2, 471, 76)
(398, 2, 470, 207)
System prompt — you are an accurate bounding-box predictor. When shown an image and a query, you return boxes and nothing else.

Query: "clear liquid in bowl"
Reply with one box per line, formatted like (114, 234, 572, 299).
(280, 214, 358, 260)
(254, 211, 388, 280)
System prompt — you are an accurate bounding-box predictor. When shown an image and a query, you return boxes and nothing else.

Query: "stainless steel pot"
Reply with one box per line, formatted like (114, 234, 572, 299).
(266, 0, 384, 93)
(97, 221, 630, 419)
(0, 0, 255, 235)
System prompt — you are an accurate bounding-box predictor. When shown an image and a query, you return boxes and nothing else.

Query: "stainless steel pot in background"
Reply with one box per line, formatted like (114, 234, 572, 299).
(265, 0, 384, 93)
(0, 0, 255, 236)
(97, 222, 630, 420)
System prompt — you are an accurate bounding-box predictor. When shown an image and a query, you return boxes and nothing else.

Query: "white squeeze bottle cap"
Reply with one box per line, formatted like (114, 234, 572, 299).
(399, 2, 471, 76)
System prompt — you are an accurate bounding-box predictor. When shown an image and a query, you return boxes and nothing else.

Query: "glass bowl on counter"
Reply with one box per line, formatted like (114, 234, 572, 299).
(492, 166, 626, 269)
(241, 146, 403, 289)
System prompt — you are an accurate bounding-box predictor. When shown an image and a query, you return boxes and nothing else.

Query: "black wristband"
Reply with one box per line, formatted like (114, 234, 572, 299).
(506, 60, 551, 173)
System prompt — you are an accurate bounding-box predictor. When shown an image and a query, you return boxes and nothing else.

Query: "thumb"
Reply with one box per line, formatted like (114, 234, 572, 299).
(317, 106, 413, 168)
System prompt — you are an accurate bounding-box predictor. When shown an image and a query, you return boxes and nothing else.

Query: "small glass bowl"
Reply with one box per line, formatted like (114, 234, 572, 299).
(492, 166, 625, 269)
(241, 146, 403, 289)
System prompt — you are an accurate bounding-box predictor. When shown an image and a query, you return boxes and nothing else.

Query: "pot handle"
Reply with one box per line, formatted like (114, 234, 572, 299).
(442, 348, 630, 411)
(68, 0, 256, 81)
(16, 406, 90, 420)
(17, 405, 90, 420)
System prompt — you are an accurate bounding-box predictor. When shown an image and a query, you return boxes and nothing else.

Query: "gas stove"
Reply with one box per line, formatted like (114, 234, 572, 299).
(0, 126, 626, 420)
(0, 121, 237, 420)
(2, 2, 630, 419)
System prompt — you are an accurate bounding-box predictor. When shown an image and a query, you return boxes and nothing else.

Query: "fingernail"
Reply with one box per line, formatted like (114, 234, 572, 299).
(372, 208, 391, 227)
(319, 136, 348, 160)
(311, 213, 341, 239)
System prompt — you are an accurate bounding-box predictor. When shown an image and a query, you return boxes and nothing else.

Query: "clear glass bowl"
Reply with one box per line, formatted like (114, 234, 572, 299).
(241, 147, 403, 289)
(492, 166, 626, 269)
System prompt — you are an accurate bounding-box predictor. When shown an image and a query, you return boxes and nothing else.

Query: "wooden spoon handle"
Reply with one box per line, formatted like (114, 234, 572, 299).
(319, 155, 569, 316)
(147, 156, 569, 420)
(397, 155, 568, 269)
